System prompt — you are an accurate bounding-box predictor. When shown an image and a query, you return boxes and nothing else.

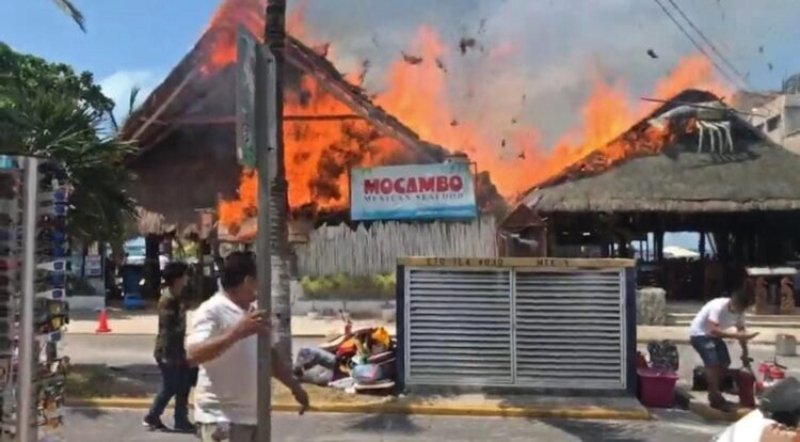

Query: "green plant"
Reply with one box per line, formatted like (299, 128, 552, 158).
(300, 273, 396, 300)
(0, 43, 137, 246)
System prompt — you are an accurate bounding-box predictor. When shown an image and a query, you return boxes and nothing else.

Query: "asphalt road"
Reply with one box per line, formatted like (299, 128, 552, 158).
(65, 408, 726, 442)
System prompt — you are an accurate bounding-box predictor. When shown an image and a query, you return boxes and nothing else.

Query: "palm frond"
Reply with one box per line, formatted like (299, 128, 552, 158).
(50, 0, 86, 32)
(127, 86, 141, 117)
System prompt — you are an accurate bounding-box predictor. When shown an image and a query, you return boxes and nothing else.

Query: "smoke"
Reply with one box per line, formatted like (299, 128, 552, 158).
(296, 0, 800, 144)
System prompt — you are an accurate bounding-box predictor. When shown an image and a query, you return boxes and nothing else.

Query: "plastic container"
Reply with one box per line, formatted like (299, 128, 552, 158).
(638, 368, 679, 408)
(775, 334, 797, 357)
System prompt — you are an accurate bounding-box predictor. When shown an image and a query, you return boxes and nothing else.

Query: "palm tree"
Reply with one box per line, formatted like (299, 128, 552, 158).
(109, 86, 141, 133)
(51, 0, 86, 32)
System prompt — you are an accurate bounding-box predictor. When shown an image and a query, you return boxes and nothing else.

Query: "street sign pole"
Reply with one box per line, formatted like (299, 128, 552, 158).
(17, 157, 38, 442)
(255, 41, 277, 442)
(236, 27, 258, 170)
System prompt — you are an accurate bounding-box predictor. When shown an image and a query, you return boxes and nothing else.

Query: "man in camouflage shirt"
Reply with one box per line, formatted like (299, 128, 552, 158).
(144, 262, 196, 432)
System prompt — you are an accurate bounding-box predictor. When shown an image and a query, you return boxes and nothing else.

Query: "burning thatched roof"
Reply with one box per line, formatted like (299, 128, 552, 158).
(524, 89, 800, 213)
(119, 22, 446, 162)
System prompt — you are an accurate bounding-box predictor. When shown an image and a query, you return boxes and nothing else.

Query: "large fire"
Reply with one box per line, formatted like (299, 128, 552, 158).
(212, 0, 730, 231)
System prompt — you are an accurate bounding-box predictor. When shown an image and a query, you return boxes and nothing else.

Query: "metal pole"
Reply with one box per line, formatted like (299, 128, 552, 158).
(255, 42, 274, 442)
(265, 0, 293, 363)
(17, 157, 38, 442)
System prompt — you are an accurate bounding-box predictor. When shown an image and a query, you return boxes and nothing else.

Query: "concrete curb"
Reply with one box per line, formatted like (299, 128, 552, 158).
(65, 397, 652, 421)
(675, 386, 751, 423)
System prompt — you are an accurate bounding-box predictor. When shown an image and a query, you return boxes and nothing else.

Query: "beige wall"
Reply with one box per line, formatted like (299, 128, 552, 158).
(750, 93, 800, 155)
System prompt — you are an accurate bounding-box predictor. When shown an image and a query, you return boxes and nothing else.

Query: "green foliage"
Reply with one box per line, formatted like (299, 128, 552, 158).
(0, 43, 137, 246)
(300, 273, 396, 300)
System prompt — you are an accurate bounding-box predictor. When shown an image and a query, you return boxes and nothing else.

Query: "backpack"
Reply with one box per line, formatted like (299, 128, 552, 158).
(647, 340, 680, 372)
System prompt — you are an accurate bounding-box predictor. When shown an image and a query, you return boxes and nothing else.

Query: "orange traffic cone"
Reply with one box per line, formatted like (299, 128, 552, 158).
(95, 309, 112, 333)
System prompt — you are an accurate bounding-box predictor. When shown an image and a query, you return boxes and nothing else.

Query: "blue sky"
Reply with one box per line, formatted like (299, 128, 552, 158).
(2, 0, 799, 138)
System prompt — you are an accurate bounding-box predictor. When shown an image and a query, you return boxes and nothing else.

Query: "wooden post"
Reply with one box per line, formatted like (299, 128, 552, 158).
(698, 232, 706, 259)
(654, 230, 664, 263)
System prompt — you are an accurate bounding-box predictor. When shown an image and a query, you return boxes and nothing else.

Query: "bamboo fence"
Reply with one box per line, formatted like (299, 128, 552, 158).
(295, 217, 497, 277)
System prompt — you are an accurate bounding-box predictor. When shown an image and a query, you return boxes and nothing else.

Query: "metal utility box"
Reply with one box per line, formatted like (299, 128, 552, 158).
(396, 257, 637, 395)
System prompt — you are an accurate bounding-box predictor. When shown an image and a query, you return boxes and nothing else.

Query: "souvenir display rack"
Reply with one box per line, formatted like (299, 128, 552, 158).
(0, 156, 69, 442)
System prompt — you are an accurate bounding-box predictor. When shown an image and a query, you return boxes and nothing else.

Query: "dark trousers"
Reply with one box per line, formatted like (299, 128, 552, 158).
(146, 359, 193, 423)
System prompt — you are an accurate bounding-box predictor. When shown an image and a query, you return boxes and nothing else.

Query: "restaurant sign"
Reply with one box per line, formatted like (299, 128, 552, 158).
(350, 163, 477, 221)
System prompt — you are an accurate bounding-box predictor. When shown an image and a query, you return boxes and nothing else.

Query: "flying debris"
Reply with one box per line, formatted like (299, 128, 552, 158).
(511, 118, 517, 124)
(356, 59, 370, 85)
(435, 57, 448, 73)
(768, 62, 774, 71)
(459, 37, 477, 55)
(450, 120, 459, 127)
(401, 52, 423, 65)
(647, 49, 659, 59)
(758, 45, 764, 54)
(518, 151, 526, 159)
(501, 139, 506, 148)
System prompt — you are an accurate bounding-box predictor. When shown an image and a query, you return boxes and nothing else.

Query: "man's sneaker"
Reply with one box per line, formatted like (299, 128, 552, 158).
(174, 421, 197, 434)
(142, 415, 168, 431)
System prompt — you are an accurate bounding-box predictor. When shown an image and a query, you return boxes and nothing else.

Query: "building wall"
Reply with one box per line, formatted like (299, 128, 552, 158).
(750, 93, 800, 154)
(295, 217, 498, 277)
(129, 125, 239, 227)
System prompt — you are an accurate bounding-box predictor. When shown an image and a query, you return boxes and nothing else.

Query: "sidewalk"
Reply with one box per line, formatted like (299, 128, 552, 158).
(638, 325, 798, 345)
(67, 310, 797, 343)
(67, 310, 396, 337)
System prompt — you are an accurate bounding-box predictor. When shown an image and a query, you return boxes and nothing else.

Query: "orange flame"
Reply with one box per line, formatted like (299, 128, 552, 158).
(375, 29, 730, 197)
(206, 1, 731, 232)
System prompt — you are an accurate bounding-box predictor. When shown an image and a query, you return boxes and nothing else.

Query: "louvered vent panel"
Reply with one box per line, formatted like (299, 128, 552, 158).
(406, 269, 512, 384)
(514, 270, 625, 389)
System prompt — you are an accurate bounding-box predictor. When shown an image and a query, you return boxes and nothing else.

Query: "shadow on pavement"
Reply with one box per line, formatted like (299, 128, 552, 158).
(349, 413, 425, 435)
(544, 419, 647, 442)
(67, 406, 112, 420)
(68, 363, 161, 398)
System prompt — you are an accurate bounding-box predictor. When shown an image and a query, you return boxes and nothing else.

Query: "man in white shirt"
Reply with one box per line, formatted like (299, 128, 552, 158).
(186, 251, 309, 442)
(689, 288, 759, 411)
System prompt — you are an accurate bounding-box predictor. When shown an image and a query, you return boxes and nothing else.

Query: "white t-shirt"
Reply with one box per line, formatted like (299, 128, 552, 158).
(714, 410, 775, 442)
(689, 297, 745, 337)
(187, 292, 258, 425)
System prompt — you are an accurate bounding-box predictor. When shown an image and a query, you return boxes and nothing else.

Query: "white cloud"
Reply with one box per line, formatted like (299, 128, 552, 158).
(99, 69, 162, 123)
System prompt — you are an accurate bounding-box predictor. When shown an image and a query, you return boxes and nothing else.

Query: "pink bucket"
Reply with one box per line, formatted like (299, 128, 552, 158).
(638, 368, 679, 408)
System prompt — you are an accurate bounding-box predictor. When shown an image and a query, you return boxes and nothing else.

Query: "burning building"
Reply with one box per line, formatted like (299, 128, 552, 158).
(509, 89, 800, 302)
(120, 0, 504, 277)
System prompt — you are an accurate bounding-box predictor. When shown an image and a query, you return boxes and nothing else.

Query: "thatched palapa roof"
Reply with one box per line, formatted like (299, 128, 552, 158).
(524, 89, 800, 214)
(116, 0, 458, 231)
(119, 12, 446, 162)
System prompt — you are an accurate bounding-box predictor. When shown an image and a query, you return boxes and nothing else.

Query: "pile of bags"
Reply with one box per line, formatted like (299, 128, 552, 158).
(293, 326, 396, 394)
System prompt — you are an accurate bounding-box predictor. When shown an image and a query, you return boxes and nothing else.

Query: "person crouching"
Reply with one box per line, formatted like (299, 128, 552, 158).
(689, 285, 759, 411)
